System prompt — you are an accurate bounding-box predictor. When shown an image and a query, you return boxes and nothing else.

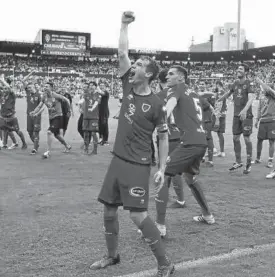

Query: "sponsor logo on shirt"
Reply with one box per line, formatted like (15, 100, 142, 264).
(124, 103, 136, 124)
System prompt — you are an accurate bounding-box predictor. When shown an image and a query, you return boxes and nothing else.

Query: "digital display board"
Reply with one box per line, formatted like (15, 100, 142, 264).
(41, 29, 91, 57)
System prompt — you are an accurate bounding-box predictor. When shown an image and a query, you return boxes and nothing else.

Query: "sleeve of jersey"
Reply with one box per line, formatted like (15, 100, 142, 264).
(120, 69, 132, 95)
(155, 104, 168, 134)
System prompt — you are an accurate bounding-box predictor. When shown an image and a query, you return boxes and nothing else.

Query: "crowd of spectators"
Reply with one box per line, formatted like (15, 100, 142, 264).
(0, 55, 274, 98)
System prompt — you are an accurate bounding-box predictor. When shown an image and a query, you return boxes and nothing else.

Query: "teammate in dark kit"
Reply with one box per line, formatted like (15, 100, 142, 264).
(218, 64, 255, 174)
(0, 76, 27, 150)
(163, 65, 215, 225)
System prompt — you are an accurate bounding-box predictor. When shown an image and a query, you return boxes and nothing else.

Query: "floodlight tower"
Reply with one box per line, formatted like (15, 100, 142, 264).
(237, 0, 241, 50)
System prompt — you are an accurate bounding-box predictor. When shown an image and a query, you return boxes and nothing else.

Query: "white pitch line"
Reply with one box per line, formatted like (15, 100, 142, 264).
(115, 242, 275, 277)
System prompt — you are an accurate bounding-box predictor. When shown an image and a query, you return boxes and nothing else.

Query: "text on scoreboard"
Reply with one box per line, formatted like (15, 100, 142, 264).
(41, 30, 91, 56)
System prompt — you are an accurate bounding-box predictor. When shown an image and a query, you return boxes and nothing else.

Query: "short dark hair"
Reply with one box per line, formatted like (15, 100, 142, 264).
(46, 82, 54, 88)
(240, 63, 250, 72)
(89, 81, 97, 87)
(6, 77, 12, 85)
(140, 56, 159, 84)
(158, 69, 168, 84)
(216, 80, 223, 87)
(170, 65, 188, 83)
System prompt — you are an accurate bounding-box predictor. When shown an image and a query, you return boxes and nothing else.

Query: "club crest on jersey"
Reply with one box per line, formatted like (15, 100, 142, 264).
(142, 103, 151, 113)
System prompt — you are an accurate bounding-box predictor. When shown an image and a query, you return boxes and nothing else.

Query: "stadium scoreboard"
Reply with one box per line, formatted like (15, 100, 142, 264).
(40, 30, 91, 57)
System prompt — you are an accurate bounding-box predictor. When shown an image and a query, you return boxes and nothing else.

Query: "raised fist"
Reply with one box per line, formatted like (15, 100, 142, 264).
(121, 11, 135, 24)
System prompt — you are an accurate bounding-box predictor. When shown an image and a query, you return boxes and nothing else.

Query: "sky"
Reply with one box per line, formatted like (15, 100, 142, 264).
(0, 0, 274, 51)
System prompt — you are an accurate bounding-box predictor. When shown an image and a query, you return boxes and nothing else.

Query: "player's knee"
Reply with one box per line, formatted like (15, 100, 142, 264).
(184, 173, 196, 187)
(103, 213, 119, 235)
(33, 132, 39, 139)
(129, 211, 148, 226)
(269, 139, 275, 146)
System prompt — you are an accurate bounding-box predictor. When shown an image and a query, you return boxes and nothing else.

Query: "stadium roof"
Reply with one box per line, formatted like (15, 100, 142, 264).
(0, 40, 274, 62)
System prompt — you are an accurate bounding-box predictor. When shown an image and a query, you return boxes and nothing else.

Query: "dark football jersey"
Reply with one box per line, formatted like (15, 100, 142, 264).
(26, 92, 41, 115)
(42, 95, 63, 120)
(167, 83, 207, 146)
(230, 79, 254, 117)
(99, 91, 110, 118)
(214, 89, 227, 117)
(113, 69, 168, 165)
(1, 89, 16, 118)
(83, 93, 101, 120)
(61, 92, 72, 116)
(157, 88, 180, 141)
(200, 96, 212, 123)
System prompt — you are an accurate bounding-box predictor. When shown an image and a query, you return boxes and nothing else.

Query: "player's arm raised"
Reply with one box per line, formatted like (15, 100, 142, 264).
(0, 75, 12, 91)
(198, 91, 216, 98)
(53, 92, 71, 106)
(22, 70, 35, 84)
(256, 77, 275, 99)
(118, 11, 134, 77)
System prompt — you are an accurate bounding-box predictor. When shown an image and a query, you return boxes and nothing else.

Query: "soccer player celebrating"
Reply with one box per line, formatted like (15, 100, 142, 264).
(25, 83, 43, 154)
(254, 78, 275, 177)
(0, 76, 27, 150)
(91, 12, 174, 277)
(198, 81, 215, 167)
(213, 81, 227, 158)
(218, 64, 255, 174)
(82, 82, 100, 155)
(20, 69, 43, 154)
(163, 66, 215, 225)
(0, 88, 18, 149)
(30, 82, 72, 159)
(153, 69, 185, 236)
(60, 87, 74, 136)
(77, 90, 85, 144)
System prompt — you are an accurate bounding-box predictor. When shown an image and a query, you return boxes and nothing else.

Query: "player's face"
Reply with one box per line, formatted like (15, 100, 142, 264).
(129, 59, 150, 84)
(44, 84, 51, 93)
(99, 83, 105, 91)
(199, 82, 206, 92)
(89, 84, 96, 93)
(83, 83, 89, 91)
(166, 68, 182, 88)
(26, 84, 35, 94)
(35, 84, 39, 91)
(237, 66, 245, 78)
